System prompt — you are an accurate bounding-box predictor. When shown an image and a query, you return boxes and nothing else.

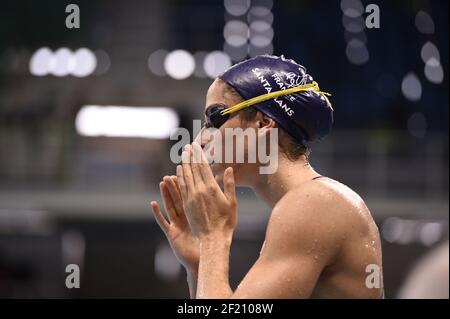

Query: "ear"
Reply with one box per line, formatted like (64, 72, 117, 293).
(257, 113, 277, 130)
(256, 113, 277, 140)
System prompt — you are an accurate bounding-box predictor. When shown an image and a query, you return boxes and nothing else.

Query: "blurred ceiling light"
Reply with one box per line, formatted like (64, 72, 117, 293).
(224, 0, 251, 16)
(342, 14, 365, 33)
(420, 41, 440, 63)
(401, 72, 422, 102)
(249, 25, 273, 48)
(93, 49, 111, 75)
(52, 48, 75, 77)
(250, 34, 273, 48)
(419, 222, 444, 247)
(252, 0, 273, 10)
(395, 220, 417, 245)
(29, 47, 97, 77)
(29, 47, 53, 76)
(193, 51, 208, 78)
(249, 23, 273, 49)
(223, 0, 274, 64)
(204, 51, 232, 78)
(343, 6, 364, 18)
(407, 112, 428, 138)
(224, 20, 249, 47)
(424, 58, 444, 84)
(249, 42, 273, 58)
(72, 48, 97, 77)
(248, 6, 273, 24)
(164, 50, 195, 80)
(340, 0, 364, 17)
(250, 20, 271, 33)
(148, 49, 168, 77)
(383, 218, 446, 246)
(415, 10, 435, 34)
(224, 42, 248, 62)
(382, 217, 404, 243)
(75, 105, 179, 139)
(345, 39, 369, 65)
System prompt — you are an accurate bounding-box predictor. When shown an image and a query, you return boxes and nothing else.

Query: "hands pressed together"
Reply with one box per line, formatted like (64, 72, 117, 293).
(151, 142, 237, 272)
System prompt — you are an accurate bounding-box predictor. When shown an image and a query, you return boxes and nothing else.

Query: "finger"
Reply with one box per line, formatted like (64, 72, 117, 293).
(193, 141, 215, 183)
(160, 180, 178, 221)
(190, 142, 204, 186)
(223, 167, 236, 202)
(165, 176, 185, 217)
(170, 175, 181, 195)
(176, 164, 189, 203)
(181, 147, 196, 195)
(150, 201, 169, 234)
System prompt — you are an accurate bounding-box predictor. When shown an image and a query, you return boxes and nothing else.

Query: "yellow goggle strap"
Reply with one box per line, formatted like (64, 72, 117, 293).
(220, 81, 333, 116)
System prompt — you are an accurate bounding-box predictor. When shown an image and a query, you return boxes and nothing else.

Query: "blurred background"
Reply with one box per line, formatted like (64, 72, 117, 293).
(0, 0, 448, 298)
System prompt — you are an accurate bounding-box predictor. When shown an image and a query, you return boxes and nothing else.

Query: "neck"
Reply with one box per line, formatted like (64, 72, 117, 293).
(251, 154, 319, 208)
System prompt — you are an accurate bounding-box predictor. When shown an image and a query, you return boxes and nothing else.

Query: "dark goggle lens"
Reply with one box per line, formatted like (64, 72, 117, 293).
(205, 104, 230, 128)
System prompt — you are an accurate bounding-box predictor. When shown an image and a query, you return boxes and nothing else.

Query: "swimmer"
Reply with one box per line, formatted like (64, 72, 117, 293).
(151, 55, 384, 298)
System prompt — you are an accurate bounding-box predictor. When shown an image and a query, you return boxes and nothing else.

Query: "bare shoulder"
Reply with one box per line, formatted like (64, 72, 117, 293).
(278, 177, 374, 227)
(308, 177, 378, 237)
(266, 177, 377, 259)
(264, 178, 383, 298)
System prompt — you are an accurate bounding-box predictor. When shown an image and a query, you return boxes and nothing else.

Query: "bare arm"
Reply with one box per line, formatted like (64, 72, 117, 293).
(178, 142, 342, 298)
(196, 189, 342, 298)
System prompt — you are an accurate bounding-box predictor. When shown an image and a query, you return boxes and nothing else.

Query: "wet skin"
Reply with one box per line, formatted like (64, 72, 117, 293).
(152, 79, 383, 298)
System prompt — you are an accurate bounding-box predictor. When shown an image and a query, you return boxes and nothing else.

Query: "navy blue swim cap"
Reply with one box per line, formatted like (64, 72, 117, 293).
(218, 55, 333, 143)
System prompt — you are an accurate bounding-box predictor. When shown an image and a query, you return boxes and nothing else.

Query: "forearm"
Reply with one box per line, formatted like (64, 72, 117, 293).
(196, 233, 234, 299)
